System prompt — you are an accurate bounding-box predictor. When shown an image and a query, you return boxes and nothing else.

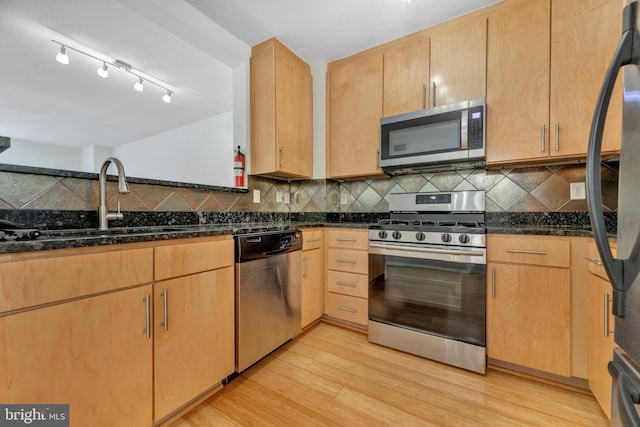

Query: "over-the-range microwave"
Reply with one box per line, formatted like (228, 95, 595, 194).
(379, 97, 485, 170)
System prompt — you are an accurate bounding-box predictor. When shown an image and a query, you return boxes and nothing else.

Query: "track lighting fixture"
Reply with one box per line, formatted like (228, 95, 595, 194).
(51, 39, 176, 102)
(133, 77, 144, 92)
(97, 62, 109, 78)
(56, 45, 69, 64)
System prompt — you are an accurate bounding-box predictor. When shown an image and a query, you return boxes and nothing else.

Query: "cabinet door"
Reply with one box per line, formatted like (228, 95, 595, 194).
(487, 262, 571, 376)
(487, 0, 550, 164)
(383, 36, 430, 117)
(154, 267, 234, 421)
(550, 0, 622, 158)
(588, 272, 616, 419)
(301, 248, 324, 328)
(430, 16, 487, 107)
(276, 44, 313, 177)
(0, 286, 153, 427)
(327, 53, 384, 178)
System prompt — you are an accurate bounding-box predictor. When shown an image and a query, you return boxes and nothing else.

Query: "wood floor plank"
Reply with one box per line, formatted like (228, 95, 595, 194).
(171, 322, 608, 427)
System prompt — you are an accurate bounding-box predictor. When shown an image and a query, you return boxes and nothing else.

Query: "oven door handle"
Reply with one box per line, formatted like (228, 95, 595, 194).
(369, 242, 485, 257)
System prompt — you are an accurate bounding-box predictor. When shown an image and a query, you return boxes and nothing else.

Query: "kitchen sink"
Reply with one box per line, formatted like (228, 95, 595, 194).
(40, 226, 196, 239)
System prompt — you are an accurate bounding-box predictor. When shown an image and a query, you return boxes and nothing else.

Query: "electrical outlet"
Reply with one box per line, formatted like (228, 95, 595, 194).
(570, 182, 586, 200)
(276, 190, 283, 203)
(253, 189, 260, 203)
(340, 194, 348, 205)
(284, 192, 290, 204)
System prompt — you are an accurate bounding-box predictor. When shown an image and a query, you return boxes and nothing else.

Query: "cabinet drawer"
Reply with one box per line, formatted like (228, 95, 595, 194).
(327, 270, 368, 298)
(302, 229, 323, 251)
(327, 248, 368, 274)
(587, 240, 617, 280)
(487, 235, 570, 268)
(155, 238, 234, 280)
(0, 247, 153, 313)
(326, 292, 368, 325)
(326, 229, 368, 250)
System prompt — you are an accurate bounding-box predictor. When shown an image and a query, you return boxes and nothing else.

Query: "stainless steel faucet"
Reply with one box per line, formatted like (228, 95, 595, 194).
(98, 157, 130, 230)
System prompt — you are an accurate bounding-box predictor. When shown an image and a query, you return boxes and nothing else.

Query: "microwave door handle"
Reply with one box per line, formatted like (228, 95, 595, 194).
(587, 4, 634, 316)
(460, 109, 468, 150)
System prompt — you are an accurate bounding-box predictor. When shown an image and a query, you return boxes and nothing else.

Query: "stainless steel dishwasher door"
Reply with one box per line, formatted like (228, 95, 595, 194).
(236, 250, 301, 372)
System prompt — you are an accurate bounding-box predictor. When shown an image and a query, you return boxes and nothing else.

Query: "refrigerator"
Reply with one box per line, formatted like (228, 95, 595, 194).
(587, 1, 640, 426)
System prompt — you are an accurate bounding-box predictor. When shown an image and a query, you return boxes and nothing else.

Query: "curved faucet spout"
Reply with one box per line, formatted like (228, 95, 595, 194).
(98, 157, 129, 230)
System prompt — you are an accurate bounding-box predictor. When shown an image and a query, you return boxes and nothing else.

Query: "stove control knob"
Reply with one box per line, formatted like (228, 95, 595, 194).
(378, 230, 388, 239)
(441, 233, 452, 243)
(392, 231, 402, 240)
(459, 234, 470, 244)
(415, 232, 425, 241)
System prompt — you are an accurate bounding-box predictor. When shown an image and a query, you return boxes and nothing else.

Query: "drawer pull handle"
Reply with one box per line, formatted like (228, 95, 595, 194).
(506, 249, 547, 255)
(586, 257, 604, 265)
(336, 259, 357, 264)
(336, 281, 356, 288)
(336, 237, 357, 242)
(336, 306, 357, 313)
(604, 293, 614, 337)
(307, 238, 322, 243)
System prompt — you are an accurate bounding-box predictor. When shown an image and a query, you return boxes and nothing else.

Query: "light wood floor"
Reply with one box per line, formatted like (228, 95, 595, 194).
(170, 322, 608, 426)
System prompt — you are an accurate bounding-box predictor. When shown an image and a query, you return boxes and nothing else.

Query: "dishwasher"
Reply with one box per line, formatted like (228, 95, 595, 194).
(235, 229, 302, 372)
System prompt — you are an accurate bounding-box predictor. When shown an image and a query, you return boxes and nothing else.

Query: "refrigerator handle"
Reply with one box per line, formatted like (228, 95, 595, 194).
(609, 361, 640, 427)
(587, 3, 637, 317)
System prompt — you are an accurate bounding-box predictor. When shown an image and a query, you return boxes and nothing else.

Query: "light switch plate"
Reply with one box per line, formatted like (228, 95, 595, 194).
(284, 192, 290, 204)
(276, 190, 282, 203)
(253, 189, 260, 204)
(340, 194, 348, 205)
(570, 182, 586, 200)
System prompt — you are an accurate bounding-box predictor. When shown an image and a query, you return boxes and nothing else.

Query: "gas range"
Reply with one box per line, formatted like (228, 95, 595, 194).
(368, 190, 486, 249)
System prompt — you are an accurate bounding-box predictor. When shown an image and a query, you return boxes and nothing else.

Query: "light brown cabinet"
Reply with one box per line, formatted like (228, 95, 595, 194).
(587, 240, 617, 419)
(250, 37, 312, 179)
(324, 229, 369, 326)
(487, 234, 571, 376)
(327, 53, 385, 179)
(153, 239, 235, 422)
(301, 229, 324, 328)
(487, 0, 621, 165)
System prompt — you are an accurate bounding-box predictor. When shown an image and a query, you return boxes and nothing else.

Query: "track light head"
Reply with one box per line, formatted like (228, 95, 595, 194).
(162, 90, 172, 103)
(133, 77, 144, 92)
(56, 45, 69, 65)
(97, 62, 108, 78)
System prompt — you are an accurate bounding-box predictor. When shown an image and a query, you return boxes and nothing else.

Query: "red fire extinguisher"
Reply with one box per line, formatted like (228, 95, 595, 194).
(234, 146, 245, 187)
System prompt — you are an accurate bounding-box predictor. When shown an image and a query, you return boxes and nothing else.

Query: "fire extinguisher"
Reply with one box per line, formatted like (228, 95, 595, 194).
(234, 146, 245, 187)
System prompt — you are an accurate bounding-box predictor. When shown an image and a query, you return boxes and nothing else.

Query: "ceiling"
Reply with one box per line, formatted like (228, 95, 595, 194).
(0, 0, 500, 151)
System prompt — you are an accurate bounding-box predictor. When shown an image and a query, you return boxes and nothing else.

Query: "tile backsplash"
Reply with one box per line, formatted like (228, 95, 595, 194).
(0, 162, 619, 214)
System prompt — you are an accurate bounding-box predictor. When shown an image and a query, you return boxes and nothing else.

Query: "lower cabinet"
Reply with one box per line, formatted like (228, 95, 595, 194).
(301, 248, 324, 328)
(0, 285, 154, 427)
(153, 267, 234, 421)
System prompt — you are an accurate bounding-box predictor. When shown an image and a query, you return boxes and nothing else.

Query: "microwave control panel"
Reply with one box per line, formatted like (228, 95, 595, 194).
(467, 106, 484, 150)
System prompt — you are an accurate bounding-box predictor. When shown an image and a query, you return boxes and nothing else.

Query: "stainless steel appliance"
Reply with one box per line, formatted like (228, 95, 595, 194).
(379, 98, 485, 171)
(368, 190, 486, 374)
(234, 230, 302, 372)
(587, 2, 640, 425)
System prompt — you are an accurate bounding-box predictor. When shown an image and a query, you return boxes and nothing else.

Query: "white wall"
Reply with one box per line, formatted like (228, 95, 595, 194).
(114, 112, 235, 187)
(0, 138, 82, 171)
(233, 62, 250, 178)
(80, 145, 113, 173)
(311, 62, 327, 179)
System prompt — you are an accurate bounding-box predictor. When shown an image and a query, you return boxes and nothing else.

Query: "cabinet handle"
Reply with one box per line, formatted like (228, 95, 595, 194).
(554, 122, 560, 151)
(279, 148, 284, 168)
(506, 249, 547, 255)
(376, 150, 380, 170)
(336, 259, 357, 264)
(307, 238, 321, 243)
(336, 305, 357, 313)
(432, 81, 437, 107)
(491, 268, 496, 299)
(336, 237, 357, 242)
(161, 288, 168, 332)
(541, 124, 546, 152)
(336, 281, 357, 288)
(303, 256, 309, 278)
(604, 293, 614, 337)
(422, 83, 427, 109)
(143, 293, 151, 339)
(586, 257, 604, 265)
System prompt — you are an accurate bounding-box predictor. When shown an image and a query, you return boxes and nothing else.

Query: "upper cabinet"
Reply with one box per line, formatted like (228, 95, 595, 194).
(429, 16, 487, 108)
(487, 0, 622, 166)
(327, 53, 385, 179)
(250, 38, 313, 179)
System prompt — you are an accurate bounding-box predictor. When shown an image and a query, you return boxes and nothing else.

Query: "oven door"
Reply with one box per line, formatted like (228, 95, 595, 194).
(369, 242, 486, 347)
